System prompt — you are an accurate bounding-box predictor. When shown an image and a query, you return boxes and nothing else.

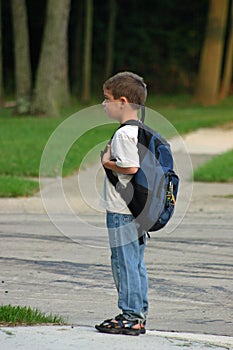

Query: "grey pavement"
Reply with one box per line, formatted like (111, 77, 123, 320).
(0, 143, 233, 349)
(1, 326, 233, 350)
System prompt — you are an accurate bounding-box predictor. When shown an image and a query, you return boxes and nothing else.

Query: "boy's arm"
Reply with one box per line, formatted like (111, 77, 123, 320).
(103, 160, 139, 175)
(102, 144, 139, 175)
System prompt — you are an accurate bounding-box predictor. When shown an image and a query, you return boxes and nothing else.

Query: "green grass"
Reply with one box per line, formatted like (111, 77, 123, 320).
(62, 124, 117, 176)
(194, 149, 233, 183)
(0, 117, 116, 177)
(0, 117, 61, 177)
(214, 194, 233, 199)
(0, 176, 39, 197)
(148, 95, 233, 134)
(0, 94, 233, 196)
(0, 304, 64, 326)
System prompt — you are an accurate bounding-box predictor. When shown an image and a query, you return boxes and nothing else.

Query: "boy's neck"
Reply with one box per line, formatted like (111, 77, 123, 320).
(119, 113, 139, 124)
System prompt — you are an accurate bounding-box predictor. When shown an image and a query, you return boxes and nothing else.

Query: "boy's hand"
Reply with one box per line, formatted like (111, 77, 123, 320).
(101, 144, 139, 175)
(101, 144, 111, 165)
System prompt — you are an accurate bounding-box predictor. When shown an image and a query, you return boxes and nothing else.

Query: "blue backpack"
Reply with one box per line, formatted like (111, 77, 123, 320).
(103, 119, 179, 233)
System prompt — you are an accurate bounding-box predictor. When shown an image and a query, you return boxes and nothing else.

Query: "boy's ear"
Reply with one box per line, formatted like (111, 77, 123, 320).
(119, 96, 128, 104)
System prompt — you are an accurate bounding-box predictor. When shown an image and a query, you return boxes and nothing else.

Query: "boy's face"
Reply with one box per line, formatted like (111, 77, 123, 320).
(102, 89, 123, 121)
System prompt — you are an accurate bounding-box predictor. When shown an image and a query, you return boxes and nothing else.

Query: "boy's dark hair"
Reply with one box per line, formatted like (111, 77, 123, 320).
(103, 72, 147, 106)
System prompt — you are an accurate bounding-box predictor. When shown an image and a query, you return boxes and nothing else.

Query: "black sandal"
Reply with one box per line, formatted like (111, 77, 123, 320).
(140, 320, 146, 334)
(95, 314, 141, 336)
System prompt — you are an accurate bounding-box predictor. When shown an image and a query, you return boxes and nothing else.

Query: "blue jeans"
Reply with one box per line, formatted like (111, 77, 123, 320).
(106, 212, 148, 322)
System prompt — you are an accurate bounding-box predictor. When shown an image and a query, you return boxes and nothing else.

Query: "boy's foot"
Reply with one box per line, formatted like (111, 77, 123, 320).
(140, 321, 146, 334)
(95, 314, 141, 336)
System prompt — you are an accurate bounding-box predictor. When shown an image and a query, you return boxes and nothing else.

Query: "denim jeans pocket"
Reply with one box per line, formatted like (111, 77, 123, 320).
(121, 214, 133, 225)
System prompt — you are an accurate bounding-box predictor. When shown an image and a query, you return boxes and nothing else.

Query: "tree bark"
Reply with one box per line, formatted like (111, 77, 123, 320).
(70, 0, 83, 95)
(0, 0, 3, 106)
(82, 0, 93, 102)
(11, 0, 32, 114)
(31, 0, 71, 117)
(194, 0, 229, 105)
(105, 0, 117, 79)
(219, 0, 233, 99)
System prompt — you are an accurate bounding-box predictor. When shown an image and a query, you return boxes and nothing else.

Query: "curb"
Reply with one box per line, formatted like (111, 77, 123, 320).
(1, 326, 232, 349)
(151, 330, 233, 348)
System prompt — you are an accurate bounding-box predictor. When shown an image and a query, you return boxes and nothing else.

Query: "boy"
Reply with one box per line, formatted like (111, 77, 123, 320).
(95, 72, 148, 336)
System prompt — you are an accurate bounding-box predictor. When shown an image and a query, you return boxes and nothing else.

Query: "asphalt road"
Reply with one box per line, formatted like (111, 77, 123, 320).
(0, 202, 232, 336)
(0, 151, 232, 340)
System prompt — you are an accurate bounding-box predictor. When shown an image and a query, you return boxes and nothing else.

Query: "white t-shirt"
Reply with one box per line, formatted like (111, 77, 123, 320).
(102, 125, 139, 214)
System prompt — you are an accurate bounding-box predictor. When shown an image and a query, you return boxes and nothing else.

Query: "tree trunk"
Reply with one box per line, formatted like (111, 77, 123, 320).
(219, 0, 233, 99)
(31, 0, 71, 117)
(11, 0, 32, 114)
(0, 0, 3, 106)
(194, 0, 229, 105)
(82, 0, 93, 102)
(105, 0, 117, 79)
(70, 0, 83, 95)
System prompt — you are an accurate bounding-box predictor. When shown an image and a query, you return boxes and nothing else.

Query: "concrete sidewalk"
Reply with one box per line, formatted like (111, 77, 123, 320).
(0, 326, 233, 350)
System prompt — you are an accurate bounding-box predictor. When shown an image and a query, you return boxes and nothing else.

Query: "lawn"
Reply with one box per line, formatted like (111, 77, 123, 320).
(194, 149, 233, 182)
(0, 176, 39, 197)
(0, 304, 64, 326)
(148, 94, 233, 134)
(0, 95, 233, 197)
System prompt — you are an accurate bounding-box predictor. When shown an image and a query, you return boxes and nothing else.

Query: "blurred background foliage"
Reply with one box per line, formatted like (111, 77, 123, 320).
(0, 0, 232, 116)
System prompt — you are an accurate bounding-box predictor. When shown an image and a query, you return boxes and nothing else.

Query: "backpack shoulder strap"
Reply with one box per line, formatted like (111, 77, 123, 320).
(121, 119, 142, 128)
